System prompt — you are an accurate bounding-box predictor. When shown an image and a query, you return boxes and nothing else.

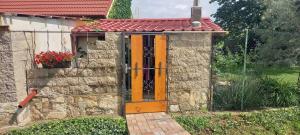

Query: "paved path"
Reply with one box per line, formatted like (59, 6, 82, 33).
(126, 112, 190, 135)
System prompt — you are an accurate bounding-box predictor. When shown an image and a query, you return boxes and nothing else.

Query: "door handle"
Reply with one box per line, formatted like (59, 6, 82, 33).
(135, 62, 138, 76)
(159, 62, 162, 76)
(124, 64, 128, 74)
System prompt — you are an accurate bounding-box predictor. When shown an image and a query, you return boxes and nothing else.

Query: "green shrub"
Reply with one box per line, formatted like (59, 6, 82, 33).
(213, 42, 243, 74)
(258, 77, 299, 107)
(7, 117, 128, 135)
(214, 76, 299, 110)
(213, 77, 262, 110)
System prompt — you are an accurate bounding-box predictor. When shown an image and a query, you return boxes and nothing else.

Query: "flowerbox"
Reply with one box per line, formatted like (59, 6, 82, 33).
(35, 51, 74, 69)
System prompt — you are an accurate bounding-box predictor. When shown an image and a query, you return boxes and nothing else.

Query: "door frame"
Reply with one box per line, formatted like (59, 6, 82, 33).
(121, 32, 170, 115)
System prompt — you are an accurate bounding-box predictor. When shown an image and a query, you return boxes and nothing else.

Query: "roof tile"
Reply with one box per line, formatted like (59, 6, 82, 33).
(0, 0, 113, 17)
(72, 18, 224, 32)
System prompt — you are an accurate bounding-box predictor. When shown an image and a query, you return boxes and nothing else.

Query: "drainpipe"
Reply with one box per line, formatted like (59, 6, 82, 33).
(18, 88, 38, 108)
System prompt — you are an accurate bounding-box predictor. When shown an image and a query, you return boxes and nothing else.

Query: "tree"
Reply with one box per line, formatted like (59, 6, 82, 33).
(108, 0, 132, 19)
(296, 0, 300, 13)
(210, 0, 266, 54)
(256, 0, 300, 66)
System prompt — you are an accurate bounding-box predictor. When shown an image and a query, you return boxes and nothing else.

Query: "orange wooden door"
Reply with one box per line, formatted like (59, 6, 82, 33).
(131, 35, 143, 102)
(126, 34, 168, 114)
(155, 35, 167, 101)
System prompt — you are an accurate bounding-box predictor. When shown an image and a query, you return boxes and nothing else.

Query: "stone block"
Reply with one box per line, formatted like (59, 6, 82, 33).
(31, 105, 44, 120)
(48, 69, 65, 77)
(53, 96, 65, 103)
(52, 86, 69, 95)
(69, 85, 93, 95)
(78, 59, 116, 68)
(97, 94, 120, 110)
(64, 68, 80, 77)
(80, 69, 94, 77)
(98, 76, 117, 85)
(46, 112, 67, 119)
(88, 50, 120, 59)
(94, 41, 117, 50)
(83, 77, 99, 85)
(169, 105, 180, 112)
(0, 92, 17, 103)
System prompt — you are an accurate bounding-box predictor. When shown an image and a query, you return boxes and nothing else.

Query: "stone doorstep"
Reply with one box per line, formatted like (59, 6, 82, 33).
(126, 112, 190, 135)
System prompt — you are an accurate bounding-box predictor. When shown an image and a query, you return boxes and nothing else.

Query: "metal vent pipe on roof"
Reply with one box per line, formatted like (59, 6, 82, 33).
(193, 0, 199, 6)
(191, 0, 201, 27)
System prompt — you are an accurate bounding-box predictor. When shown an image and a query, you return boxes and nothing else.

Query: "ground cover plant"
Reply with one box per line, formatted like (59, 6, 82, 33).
(174, 107, 300, 135)
(7, 117, 127, 135)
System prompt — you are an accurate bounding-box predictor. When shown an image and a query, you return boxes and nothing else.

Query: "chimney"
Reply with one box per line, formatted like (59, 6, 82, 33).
(191, 0, 202, 27)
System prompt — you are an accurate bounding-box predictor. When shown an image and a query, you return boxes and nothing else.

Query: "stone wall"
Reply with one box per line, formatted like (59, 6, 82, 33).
(168, 33, 212, 112)
(0, 31, 18, 127)
(27, 32, 122, 120)
(18, 32, 213, 122)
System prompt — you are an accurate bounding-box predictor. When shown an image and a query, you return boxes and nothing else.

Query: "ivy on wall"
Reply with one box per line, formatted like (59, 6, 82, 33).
(108, 0, 132, 19)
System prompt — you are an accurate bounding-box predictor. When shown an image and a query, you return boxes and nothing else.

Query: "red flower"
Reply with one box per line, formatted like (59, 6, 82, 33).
(34, 51, 74, 67)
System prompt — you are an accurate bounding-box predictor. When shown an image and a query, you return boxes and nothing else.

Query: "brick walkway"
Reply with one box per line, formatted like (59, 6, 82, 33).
(126, 112, 190, 135)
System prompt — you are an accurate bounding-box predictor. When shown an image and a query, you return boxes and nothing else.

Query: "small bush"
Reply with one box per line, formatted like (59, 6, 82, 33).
(213, 76, 262, 110)
(258, 77, 299, 107)
(213, 42, 243, 74)
(7, 117, 128, 135)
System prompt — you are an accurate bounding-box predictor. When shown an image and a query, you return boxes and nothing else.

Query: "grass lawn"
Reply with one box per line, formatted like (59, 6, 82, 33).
(218, 67, 300, 84)
(174, 107, 300, 135)
(263, 67, 300, 84)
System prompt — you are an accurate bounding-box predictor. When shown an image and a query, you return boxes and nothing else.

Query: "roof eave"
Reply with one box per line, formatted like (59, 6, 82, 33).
(0, 12, 80, 20)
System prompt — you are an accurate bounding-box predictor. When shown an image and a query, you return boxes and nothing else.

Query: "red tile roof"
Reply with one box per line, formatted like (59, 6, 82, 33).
(0, 0, 113, 17)
(72, 18, 224, 32)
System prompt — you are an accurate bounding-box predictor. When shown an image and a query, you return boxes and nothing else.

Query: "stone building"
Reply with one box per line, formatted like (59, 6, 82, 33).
(0, 1, 225, 128)
(26, 16, 225, 120)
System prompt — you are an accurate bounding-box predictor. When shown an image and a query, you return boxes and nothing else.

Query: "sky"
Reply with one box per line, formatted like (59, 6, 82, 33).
(131, 0, 219, 18)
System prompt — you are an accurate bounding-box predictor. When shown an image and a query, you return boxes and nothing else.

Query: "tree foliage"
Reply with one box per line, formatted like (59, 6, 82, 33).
(212, 0, 300, 66)
(296, 0, 300, 13)
(257, 0, 300, 66)
(108, 0, 132, 19)
(210, 0, 266, 53)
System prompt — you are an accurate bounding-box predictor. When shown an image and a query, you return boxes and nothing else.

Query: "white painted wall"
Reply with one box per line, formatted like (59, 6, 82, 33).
(1, 15, 76, 53)
(0, 15, 77, 110)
